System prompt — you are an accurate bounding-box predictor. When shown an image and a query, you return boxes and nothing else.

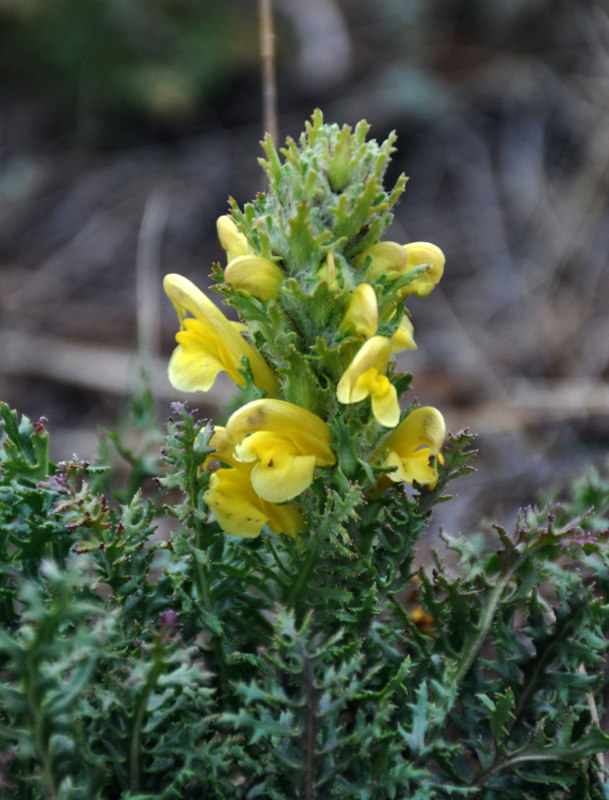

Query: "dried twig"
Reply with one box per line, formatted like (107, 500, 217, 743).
(259, 0, 278, 142)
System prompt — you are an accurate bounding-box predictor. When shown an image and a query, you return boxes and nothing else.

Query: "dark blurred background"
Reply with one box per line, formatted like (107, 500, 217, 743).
(1, 0, 608, 536)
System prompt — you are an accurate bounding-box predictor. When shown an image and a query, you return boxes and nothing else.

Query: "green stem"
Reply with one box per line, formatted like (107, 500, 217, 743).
(421, 556, 522, 754)
(286, 523, 323, 618)
(451, 562, 519, 688)
(185, 444, 230, 692)
(191, 525, 229, 693)
(129, 639, 165, 793)
(26, 655, 58, 800)
(474, 749, 572, 790)
(300, 644, 316, 800)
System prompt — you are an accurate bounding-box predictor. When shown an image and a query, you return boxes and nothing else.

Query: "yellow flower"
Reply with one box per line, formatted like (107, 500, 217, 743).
(224, 255, 284, 301)
(216, 215, 248, 261)
(336, 336, 399, 427)
(339, 283, 378, 338)
(204, 466, 303, 538)
(376, 406, 445, 488)
(390, 314, 416, 353)
(225, 399, 336, 503)
(164, 273, 279, 396)
(403, 242, 445, 297)
(358, 240, 445, 298)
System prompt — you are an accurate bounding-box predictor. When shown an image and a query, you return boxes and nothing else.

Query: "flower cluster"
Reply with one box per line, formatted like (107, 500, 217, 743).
(164, 111, 446, 539)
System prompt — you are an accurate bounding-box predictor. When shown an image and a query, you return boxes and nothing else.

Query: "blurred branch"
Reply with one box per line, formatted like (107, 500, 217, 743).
(259, 0, 278, 141)
(449, 378, 609, 435)
(1, 329, 607, 435)
(0, 330, 234, 410)
(135, 192, 167, 372)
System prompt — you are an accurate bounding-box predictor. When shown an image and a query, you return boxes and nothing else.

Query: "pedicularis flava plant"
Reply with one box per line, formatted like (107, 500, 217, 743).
(3, 111, 609, 799)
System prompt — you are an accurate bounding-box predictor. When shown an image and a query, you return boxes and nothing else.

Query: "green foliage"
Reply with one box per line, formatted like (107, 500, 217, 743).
(0, 0, 256, 138)
(3, 401, 609, 797)
(3, 114, 609, 798)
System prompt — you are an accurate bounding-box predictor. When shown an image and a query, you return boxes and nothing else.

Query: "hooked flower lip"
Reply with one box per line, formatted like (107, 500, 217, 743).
(358, 240, 445, 298)
(375, 406, 446, 488)
(224, 399, 336, 504)
(403, 242, 445, 297)
(163, 273, 279, 396)
(336, 335, 400, 428)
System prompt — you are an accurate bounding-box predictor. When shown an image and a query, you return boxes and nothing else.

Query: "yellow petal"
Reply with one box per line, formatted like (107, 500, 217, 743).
(384, 406, 446, 454)
(264, 501, 304, 537)
(226, 399, 335, 467)
(168, 344, 224, 393)
(358, 241, 407, 280)
(376, 406, 446, 487)
(339, 283, 378, 338)
(168, 317, 244, 391)
(371, 382, 400, 428)
(337, 369, 370, 404)
(336, 336, 391, 404)
(384, 449, 439, 486)
(217, 215, 249, 261)
(233, 430, 279, 463)
(403, 242, 445, 297)
(204, 467, 304, 537)
(163, 273, 279, 396)
(204, 469, 270, 537)
(224, 255, 284, 302)
(251, 453, 317, 503)
(390, 315, 417, 353)
(206, 426, 246, 470)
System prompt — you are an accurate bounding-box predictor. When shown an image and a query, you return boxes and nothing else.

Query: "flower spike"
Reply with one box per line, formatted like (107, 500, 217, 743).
(225, 399, 336, 503)
(336, 335, 400, 427)
(163, 273, 279, 396)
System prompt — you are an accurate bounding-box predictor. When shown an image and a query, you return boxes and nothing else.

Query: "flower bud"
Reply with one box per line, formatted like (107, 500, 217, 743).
(224, 255, 284, 302)
(316, 251, 339, 289)
(339, 283, 378, 338)
(216, 215, 249, 261)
